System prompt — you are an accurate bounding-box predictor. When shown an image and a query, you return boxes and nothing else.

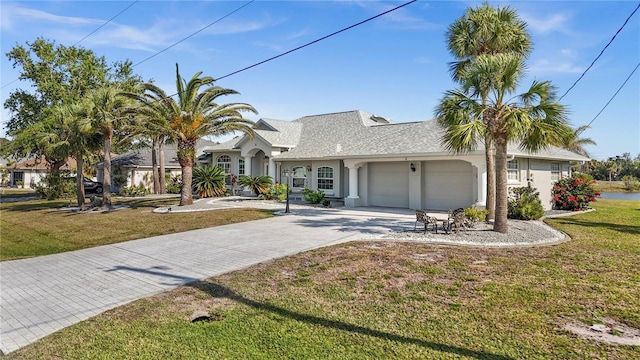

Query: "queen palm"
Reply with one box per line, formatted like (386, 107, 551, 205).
(436, 53, 571, 233)
(447, 2, 532, 222)
(127, 64, 256, 205)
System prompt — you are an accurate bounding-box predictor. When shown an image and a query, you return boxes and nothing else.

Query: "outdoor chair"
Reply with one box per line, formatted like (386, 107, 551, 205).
(447, 208, 467, 233)
(414, 210, 439, 233)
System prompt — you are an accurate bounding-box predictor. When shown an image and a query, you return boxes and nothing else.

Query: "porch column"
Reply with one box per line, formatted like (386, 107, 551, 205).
(268, 157, 276, 180)
(244, 156, 252, 177)
(345, 164, 362, 207)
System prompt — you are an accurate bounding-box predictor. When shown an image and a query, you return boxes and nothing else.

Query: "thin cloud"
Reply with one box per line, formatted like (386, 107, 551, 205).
(1, 4, 100, 31)
(338, 0, 437, 30)
(521, 12, 572, 34)
(529, 59, 584, 74)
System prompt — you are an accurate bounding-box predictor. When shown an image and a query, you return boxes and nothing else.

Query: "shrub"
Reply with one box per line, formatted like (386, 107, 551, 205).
(238, 175, 273, 195)
(508, 186, 544, 220)
(120, 185, 150, 197)
(271, 183, 290, 201)
(552, 173, 600, 211)
(166, 175, 182, 194)
(33, 171, 75, 200)
(464, 205, 489, 224)
(192, 166, 227, 198)
(303, 187, 325, 204)
(622, 175, 639, 191)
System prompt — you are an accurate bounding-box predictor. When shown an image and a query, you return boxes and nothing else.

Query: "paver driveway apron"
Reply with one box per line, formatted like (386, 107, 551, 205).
(0, 207, 412, 354)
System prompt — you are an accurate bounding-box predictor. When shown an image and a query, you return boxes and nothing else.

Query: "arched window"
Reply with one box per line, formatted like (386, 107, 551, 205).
(317, 166, 333, 191)
(292, 166, 307, 188)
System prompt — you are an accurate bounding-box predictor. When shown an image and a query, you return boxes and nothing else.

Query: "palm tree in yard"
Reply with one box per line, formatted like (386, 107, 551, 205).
(446, 2, 532, 222)
(436, 53, 571, 233)
(126, 64, 256, 206)
(89, 86, 129, 208)
(562, 125, 596, 158)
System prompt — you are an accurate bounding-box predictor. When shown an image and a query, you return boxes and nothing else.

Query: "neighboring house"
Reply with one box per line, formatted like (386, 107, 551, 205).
(98, 139, 216, 192)
(204, 110, 589, 211)
(6, 156, 77, 188)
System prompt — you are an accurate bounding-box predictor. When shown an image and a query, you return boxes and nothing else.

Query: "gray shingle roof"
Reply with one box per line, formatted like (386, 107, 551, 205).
(111, 139, 216, 168)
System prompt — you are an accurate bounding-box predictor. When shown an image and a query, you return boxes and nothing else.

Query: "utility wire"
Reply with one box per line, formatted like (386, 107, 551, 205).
(73, 0, 139, 47)
(583, 62, 639, 129)
(216, 0, 418, 80)
(133, 0, 255, 68)
(0, 0, 140, 89)
(558, 2, 640, 101)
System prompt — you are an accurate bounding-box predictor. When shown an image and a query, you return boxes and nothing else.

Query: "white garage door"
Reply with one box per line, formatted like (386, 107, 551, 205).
(424, 160, 473, 210)
(369, 162, 410, 208)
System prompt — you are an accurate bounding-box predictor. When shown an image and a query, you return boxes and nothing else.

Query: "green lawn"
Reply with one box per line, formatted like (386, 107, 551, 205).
(6, 199, 639, 359)
(0, 197, 274, 260)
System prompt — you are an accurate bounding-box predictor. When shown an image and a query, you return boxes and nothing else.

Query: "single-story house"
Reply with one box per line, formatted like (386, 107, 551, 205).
(203, 110, 589, 211)
(6, 156, 78, 188)
(98, 139, 215, 192)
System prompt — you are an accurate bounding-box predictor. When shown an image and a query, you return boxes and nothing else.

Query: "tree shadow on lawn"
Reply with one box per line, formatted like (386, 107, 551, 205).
(188, 280, 513, 360)
(549, 217, 639, 236)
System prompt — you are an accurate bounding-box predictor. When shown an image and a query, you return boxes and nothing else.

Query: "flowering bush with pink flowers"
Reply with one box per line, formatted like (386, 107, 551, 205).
(552, 173, 600, 211)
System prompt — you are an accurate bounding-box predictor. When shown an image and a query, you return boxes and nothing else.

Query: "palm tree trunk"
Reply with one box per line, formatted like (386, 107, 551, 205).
(151, 137, 160, 194)
(159, 139, 166, 194)
(484, 133, 496, 222)
(493, 137, 509, 234)
(103, 129, 113, 208)
(75, 152, 86, 207)
(178, 138, 196, 206)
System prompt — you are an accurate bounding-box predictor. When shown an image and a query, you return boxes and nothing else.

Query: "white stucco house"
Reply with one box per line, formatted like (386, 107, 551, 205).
(6, 156, 78, 188)
(203, 110, 589, 211)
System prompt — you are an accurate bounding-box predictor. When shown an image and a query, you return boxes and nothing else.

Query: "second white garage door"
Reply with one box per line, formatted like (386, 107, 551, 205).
(423, 160, 473, 210)
(368, 162, 410, 208)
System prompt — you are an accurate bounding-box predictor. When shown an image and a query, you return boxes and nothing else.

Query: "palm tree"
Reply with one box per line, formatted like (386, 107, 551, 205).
(89, 86, 129, 208)
(446, 2, 532, 222)
(238, 175, 273, 196)
(192, 165, 227, 197)
(562, 125, 596, 158)
(126, 64, 257, 205)
(43, 101, 101, 207)
(436, 53, 571, 233)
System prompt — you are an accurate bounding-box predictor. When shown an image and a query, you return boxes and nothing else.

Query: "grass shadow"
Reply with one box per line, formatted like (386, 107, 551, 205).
(189, 280, 514, 360)
(550, 217, 640, 235)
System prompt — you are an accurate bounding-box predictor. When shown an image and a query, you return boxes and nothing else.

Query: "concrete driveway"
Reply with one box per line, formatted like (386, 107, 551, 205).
(0, 207, 414, 354)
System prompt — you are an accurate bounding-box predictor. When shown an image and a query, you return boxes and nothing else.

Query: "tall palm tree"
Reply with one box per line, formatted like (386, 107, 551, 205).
(436, 53, 571, 233)
(562, 125, 596, 158)
(125, 64, 257, 205)
(446, 2, 532, 222)
(89, 86, 129, 208)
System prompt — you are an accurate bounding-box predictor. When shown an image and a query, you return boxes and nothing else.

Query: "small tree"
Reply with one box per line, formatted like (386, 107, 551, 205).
(238, 175, 272, 195)
(192, 166, 227, 198)
(508, 186, 544, 220)
(552, 174, 600, 211)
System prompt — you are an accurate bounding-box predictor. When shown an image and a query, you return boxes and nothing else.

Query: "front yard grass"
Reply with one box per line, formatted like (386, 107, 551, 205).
(6, 199, 639, 359)
(0, 197, 273, 261)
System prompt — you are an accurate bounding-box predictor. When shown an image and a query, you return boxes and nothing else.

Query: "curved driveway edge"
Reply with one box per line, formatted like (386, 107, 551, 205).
(0, 207, 409, 354)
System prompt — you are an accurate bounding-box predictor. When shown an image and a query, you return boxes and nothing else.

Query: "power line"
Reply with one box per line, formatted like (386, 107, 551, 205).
(0, 1, 140, 90)
(559, 2, 640, 101)
(583, 62, 639, 129)
(133, 0, 255, 68)
(72, 0, 140, 47)
(216, 0, 418, 80)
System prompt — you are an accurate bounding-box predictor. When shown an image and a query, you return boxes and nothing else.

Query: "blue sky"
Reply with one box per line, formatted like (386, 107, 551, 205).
(1, 0, 638, 160)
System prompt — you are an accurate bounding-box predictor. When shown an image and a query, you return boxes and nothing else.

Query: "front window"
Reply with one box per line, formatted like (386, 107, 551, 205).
(317, 166, 333, 191)
(551, 163, 560, 181)
(507, 159, 519, 181)
(292, 166, 307, 188)
(238, 158, 245, 175)
(217, 155, 231, 184)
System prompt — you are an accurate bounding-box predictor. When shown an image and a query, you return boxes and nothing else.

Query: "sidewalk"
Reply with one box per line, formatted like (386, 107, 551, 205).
(0, 206, 413, 354)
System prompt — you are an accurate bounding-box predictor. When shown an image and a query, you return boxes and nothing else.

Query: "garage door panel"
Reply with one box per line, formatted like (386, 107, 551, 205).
(369, 163, 409, 208)
(424, 161, 473, 210)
